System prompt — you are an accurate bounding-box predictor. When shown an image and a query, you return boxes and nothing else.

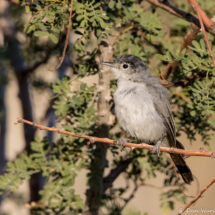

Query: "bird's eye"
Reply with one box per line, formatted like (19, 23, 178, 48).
(122, 63, 129, 69)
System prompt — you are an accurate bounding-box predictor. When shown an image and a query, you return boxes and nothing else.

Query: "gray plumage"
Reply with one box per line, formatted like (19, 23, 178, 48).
(102, 54, 193, 184)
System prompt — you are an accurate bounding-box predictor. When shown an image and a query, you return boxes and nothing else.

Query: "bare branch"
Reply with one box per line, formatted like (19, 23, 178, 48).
(103, 157, 135, 192)
(22, 54, 50, 75)
(121, 181, 139, 210)
(146, 0, 215, 37)
(171, 158, 195, 199)
(188, 0, 213, 29)
(50, 0, 74, 71)
(188, 0, 215, 68)
(15, 117, 215, 158)
(178, 177, 215, 214)
(146, 0, 200, 27)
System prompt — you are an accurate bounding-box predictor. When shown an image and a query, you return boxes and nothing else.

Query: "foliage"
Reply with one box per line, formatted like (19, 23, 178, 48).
(159, 38, 215, 147)
(0, 137, 83, 214)
(1, 0, 215, 214)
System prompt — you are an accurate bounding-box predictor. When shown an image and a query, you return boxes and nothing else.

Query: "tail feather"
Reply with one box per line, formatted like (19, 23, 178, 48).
(171, 140, 194, 184)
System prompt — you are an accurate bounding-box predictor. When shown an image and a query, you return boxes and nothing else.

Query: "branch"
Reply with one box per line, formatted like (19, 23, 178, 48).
(22, 53, 50, 76)
(24, 0, 59, 33)
(50, 0, 74, 71)
(188, 0, 213, 29)
(146, 0, 200, 27)
(14, 117, 215, 158)
(111, 24, 148, 48)
(188, 0, 215, 68)
(178, 177, 215, 214)
(162, 70, 207, 88)
(103, 157, 136, 192)
(83, 2, 113, 213)
(171, 158, 195, 199)
(146, 0, 215, 37)
(161, 23, 200, 79)
(111, 24, 164, 55)
(121, 181, 139, 210)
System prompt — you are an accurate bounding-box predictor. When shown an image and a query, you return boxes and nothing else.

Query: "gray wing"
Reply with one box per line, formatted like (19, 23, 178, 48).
(148, 84, 176, 146)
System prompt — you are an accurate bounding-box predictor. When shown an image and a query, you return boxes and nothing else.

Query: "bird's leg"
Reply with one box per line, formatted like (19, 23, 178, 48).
(117, 138, 130, 151)
(150, 136, 165, 157)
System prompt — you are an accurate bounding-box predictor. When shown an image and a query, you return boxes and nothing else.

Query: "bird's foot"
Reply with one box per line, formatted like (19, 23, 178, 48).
(150, 140, 162, 157)
(117, 138, 129, 151)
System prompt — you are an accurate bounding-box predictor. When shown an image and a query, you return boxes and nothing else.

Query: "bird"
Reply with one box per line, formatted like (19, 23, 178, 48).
(101, 54, 194, 184)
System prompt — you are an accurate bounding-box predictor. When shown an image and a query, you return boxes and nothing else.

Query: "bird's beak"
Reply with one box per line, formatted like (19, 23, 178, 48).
(101, 62, 115, 67)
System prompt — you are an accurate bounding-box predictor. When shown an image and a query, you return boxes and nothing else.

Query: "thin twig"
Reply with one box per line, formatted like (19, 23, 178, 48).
(146, 0, 215, 37)
(111, 24, 148, 48)
(25, 0, 59, 33)
(121, 182, 139, 210)
(171, 158, 195, 199)
(193, 175, 200, 195)
(173, 92, 192, 103)
(178, 177, 215, 214)
(188, 0, 213, 29)
(162, 70, 207, 88)
(146, 0, 200, 27)
(189, 0, 215, 68)
(14, 117, 215, 157)
(161, 23, 200, 79)
(49, 0, 74, 71)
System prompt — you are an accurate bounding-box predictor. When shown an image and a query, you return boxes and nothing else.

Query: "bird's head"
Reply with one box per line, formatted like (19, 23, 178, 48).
(101, 54, 151, 82)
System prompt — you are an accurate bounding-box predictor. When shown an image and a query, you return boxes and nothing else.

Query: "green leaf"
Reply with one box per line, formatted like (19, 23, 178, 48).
(187, 104, 194, 109)
(200, 39, 206, 51)
(49, 33, 58, 44)
(76, 15, 84, 21)
(25, 5, 30, 13)
(108, 0, 115, 9)
(93, 2, 100, 8)
(116, 0, 122, 9)
(192, 40, 200, 49)
(156, 54, 168, 61)
(34, 31, 49, 37)
(190, 110, 196, 116)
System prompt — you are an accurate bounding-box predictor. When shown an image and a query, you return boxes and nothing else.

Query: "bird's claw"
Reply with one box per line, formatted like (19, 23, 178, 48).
(150, 140, 162, 157)
(117, 138, 129, 151)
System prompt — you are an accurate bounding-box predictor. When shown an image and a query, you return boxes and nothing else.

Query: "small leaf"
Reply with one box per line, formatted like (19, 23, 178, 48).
(116, 0, 122, 9)
(192, 40, 200, 49)
(187, 104, 194, 109)
(93, 2, 100, 8)
(76, 15, 84, 21)
(25, 5, 30, 13)
(190, 110, 196, 116)
(200, 39, 206, 51)
(108, 0, 115, 9)
(49, 33, 58, 44)
(34, 31, 49, 37)
(156, 54, 168, 61)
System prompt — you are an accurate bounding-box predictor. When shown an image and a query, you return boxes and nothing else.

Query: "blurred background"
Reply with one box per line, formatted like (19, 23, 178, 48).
(0, 0, 215, 215)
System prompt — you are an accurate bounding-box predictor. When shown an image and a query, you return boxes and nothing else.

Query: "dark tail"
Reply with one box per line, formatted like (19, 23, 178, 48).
(170, 140, 194, 184)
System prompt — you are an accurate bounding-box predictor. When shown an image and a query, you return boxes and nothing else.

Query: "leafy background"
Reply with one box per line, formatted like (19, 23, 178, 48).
(0, 0, 215, 214)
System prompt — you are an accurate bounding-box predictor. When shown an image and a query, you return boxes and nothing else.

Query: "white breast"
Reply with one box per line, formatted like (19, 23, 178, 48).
(114, 80, 166, 143)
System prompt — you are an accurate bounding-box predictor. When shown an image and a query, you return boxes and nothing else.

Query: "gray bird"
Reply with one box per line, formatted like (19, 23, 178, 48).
(102, 54, 193, 184)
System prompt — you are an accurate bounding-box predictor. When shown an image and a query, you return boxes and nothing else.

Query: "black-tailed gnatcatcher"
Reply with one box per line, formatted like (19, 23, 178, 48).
(102, 54, 193, 184)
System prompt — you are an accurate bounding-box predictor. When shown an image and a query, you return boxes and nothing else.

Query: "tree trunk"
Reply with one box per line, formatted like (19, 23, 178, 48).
(1, 1, 40, 203)
(83, 41, 112, 214)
